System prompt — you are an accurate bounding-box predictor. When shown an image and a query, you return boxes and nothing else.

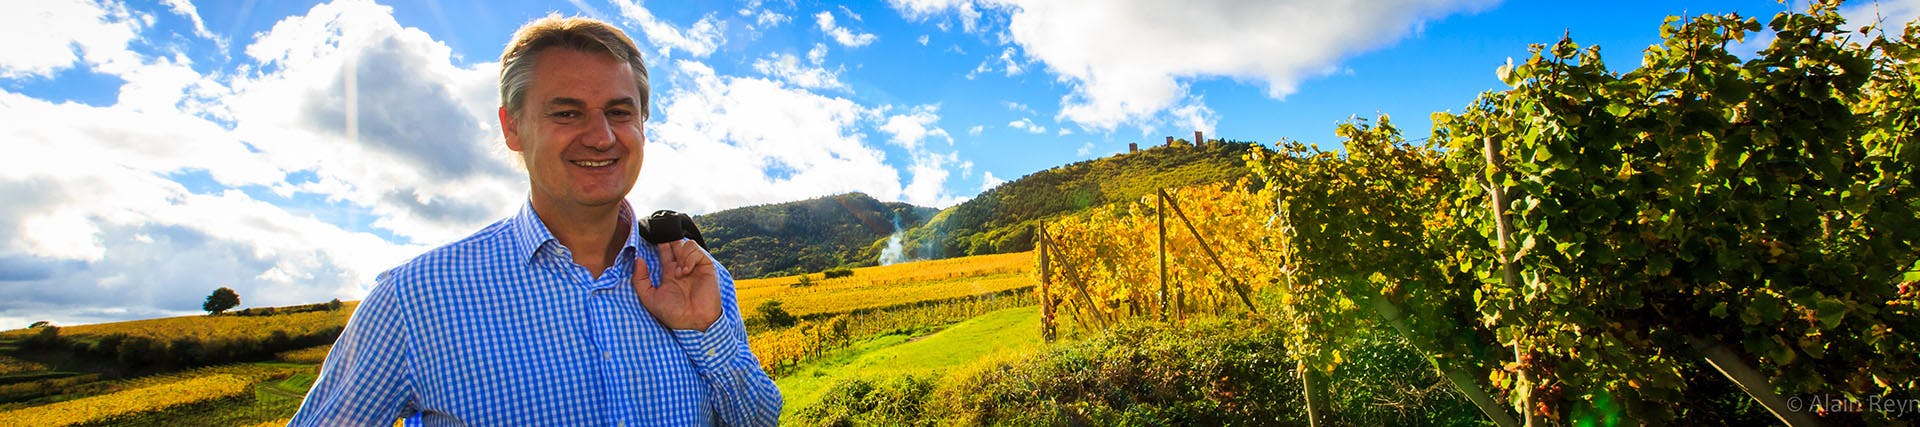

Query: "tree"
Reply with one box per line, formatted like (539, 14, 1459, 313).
(28, 320, 50, 328)
(203, 287, 240, 315)
(756, 300, 797, 329)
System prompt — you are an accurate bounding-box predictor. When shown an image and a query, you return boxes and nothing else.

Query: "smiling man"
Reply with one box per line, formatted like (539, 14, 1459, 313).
(291, 16, 781, 426)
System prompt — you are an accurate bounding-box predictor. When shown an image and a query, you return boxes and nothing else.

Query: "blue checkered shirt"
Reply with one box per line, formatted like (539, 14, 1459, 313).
(291, 202, 781, 426)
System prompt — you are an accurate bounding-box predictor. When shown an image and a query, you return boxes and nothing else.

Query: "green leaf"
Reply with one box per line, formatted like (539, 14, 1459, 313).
(1769, 337, 1798, 365)
(1816, 298, 1848, 330)
(1710, 302, 1728, 318)
(1605, 103, 1631, 117)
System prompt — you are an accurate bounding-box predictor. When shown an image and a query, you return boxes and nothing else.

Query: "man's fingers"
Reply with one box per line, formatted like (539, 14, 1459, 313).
(632, 254, 657, 291)
(675, 239, 710, 276)
(655, 242, 679, 279)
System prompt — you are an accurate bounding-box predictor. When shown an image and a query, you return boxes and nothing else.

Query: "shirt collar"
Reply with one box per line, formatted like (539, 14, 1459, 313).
(508, 200, 644, 266)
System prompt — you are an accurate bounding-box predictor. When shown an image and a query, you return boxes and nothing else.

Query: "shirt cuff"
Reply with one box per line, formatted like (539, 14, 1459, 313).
(671, 316, 741, 370)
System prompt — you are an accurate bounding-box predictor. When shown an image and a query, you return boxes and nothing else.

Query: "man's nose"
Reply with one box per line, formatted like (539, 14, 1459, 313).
(581, 112, 617, 150)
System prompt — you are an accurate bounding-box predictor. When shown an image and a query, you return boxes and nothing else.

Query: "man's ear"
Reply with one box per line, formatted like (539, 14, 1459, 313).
(500, 107, 524, 152)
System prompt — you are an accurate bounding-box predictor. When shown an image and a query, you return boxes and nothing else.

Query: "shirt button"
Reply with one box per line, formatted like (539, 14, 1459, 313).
(604, 352, 612, 360)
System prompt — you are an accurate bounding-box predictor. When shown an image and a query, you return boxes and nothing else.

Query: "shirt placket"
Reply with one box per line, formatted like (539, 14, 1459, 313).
(545, 243, 631, 424)
(587, 251, 637, 425)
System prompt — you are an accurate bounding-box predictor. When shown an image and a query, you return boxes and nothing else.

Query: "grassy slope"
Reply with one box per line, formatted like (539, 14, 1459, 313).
(895, 142, 1263, 260)
(776, 306, 1041, 417)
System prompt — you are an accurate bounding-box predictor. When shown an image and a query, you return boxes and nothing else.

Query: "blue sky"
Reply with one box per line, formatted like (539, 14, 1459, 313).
(2, 0, 1914, 327)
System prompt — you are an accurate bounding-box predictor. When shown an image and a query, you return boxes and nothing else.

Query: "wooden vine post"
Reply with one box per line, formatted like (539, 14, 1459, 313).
(1159, 189, 1258, 313)
(1689, 336, 1819, 425)
(1370, 297, 1521, 427)
(1037, 223, 1057, 342)
(1483, 137, 1537, 427)
(1158, 191, 1170, 323)
(1041, 232, 1110, 332)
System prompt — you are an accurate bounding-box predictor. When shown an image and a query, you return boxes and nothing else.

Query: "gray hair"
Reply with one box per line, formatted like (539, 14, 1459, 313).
(498, 15, 650, 121)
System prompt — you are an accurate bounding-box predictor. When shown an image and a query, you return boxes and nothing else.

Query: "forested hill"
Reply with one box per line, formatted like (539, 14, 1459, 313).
(698, 192, 938, 279)
(894, 139, 1266, 261)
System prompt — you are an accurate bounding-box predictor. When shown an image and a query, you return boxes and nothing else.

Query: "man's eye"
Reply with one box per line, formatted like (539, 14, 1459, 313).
(547, 111, 583, 124)
(606, 109, 636, 123)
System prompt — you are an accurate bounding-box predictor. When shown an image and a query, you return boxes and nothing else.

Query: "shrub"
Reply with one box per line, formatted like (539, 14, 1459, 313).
(936, 320, 1306, 425)
(792, 375, 938, 426)
(23, 325, 62, 349)
(822, 267, 855, 279)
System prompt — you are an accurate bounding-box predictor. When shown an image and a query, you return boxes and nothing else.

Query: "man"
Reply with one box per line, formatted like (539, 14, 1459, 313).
(291, 16, 781, 425)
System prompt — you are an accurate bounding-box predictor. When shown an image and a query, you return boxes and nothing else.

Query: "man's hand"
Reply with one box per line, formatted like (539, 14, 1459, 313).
(634, 238, 723, 331)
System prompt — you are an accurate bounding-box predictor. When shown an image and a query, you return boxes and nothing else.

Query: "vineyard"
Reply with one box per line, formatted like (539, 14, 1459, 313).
(0, 302, 358, 343)
(1038, 4, 1919, 425)
(0, 251, 1039, 424)
(734, 251, 1039, 375)
(735, 251, 1031, 317)
(0, 373, 253, 426)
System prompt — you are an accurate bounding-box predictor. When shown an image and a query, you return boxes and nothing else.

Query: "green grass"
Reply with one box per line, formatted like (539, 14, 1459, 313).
(776, 306, 1041, 417)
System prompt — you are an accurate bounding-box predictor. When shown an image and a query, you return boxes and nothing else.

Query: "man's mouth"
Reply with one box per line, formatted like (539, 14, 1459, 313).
(571, 159, 616, 167)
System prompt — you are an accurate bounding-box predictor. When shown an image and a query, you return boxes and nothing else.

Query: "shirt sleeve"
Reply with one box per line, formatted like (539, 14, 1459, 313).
(291, 272, 416, 426)
(671, 261, 782, 426)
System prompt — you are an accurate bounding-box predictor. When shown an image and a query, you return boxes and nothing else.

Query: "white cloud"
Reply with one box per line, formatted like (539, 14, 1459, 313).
(901, 151, 967, 207)
(232, 0, 521, 243)
(740, 0, 791, 29)
(1840, 0, 1920, 35)
(879, 104, 954, 150)
(816, 11, 878, 47)
(1076, 140, 1096, 156)
(756, 9, 791, 27)
(0, 0, 143, 79)
(918, 34, 931, 45)
(887, 0, 984, 33)
(967, 124, 984, 135)
(979, 170, 1006, 191)
(896, 0, 1493, 131)
(647, 60, 965, 211)
(1166, 101, 1218, 136)
(997, 46, 1024, 75)
(611, 0, 728, 58)
(161, 0, 220, 43)
(1727, 1, 1920, 57)
(1008, 117, 1046, 134)
(1056, 128, 1072, 136)
(0, 0, 467, 327)
(807, 43, 829, 64)
(873, 105, 966, 207)
(966, 46, 1025, 79)
(1004, 100, 1032, 114)
(752, 52, 849, 91)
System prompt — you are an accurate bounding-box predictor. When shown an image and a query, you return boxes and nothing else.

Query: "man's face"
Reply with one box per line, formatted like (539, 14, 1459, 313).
(502, 48, 645, 213)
